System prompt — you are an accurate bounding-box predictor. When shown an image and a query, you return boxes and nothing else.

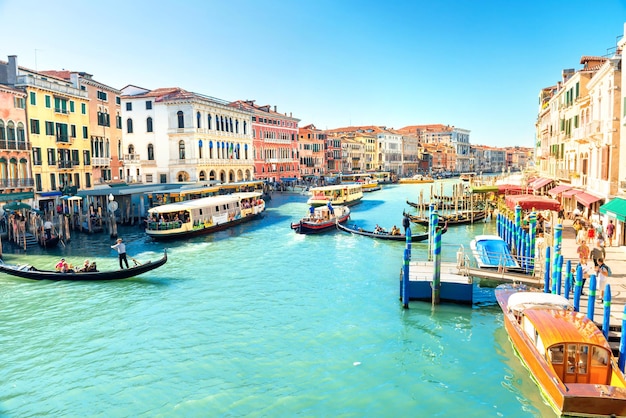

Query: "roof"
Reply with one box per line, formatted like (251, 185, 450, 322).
(599, 197, 626, 222)
(147, 192, 261, 213)
(523, 309, 611, 350)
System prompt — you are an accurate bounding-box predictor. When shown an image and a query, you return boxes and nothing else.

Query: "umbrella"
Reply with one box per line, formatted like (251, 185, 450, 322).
(3, 201, 32, 211)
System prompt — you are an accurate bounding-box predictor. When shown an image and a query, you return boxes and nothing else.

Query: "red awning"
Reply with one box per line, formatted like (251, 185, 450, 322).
(547, 184, 572, 197)
(505, 194, 561, 211)
(530, 177, 554, 190)
(575, 192, 603, 207)
(562, 188, 583, 198)
(498, 184, 524, 195)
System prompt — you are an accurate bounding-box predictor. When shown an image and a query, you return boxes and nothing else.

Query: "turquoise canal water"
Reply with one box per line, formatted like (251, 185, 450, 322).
(0, 182, 555, 417)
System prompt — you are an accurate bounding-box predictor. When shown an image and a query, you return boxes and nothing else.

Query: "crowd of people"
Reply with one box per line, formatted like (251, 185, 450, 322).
(573, 210, 613, 300)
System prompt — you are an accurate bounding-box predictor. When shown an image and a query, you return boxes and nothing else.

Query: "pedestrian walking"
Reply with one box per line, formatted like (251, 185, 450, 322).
(606, 220, 615, 247)
(111, 238, 130, 269)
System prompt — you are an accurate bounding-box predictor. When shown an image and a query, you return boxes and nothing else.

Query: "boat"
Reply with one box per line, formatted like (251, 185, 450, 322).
(356, 178, 381, 193)
(495, 283, 626, 417)
(470, 234, 521, 270)
(407, 210, 485, 226)
(291, 205, 350, 234)
(336, 222, 447, 242)
(0, 250, 168, 281)
(307, 184, 363, 207)
(38, 234, 60, 248)
(459, 172, 477, 182)
(398, 175, 435, 184)
(145, 192, 265, 241)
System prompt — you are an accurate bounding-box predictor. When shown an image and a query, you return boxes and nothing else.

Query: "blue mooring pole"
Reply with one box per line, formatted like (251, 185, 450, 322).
(432, 215, 441, 305)
(587, 275, 597, 320)
(573, 264, 582, 312)
(602, 285, 612, 340)
(564, 259, 571, 299)
(402, 223, 412, 309)
(543, 246, 551, 294)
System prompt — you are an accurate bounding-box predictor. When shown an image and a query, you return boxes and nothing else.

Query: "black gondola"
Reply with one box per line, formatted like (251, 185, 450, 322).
(0, 250, 168, 281)
(336, 222, 447, 242)
(407, 211, 486, 226)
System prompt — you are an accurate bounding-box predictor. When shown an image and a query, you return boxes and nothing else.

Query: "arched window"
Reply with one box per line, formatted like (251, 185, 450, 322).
(7, 121, 15, 142)
(209, 141, 213, 159)
(198, 140, 203, 159)
(208, 115, 212, 130)
(197, 111, 201, 129)
(128, 144, 135, 154)
(179, 140, 185, 159)
(16, 123, 25, 142)
(0, 158, 6, 180)
(105, 139, 110, 158)
(147, 144, 154, 160)
(177, 111, 184, 129)
(236, 120, 239, 133)
(146, 117, 153, 133)
(199, 170, 206, 181)
(127, 118, 133, 133)
(0, 120, 5, 141)
(220, 116, 224, 131)
(229, 118, 233, 132)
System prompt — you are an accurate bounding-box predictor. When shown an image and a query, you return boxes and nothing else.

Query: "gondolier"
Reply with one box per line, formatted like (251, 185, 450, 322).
(111, 238, 130, 269)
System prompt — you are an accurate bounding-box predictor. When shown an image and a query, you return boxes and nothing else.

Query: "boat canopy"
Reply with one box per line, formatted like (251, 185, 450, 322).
(148, 192, 261, 214)
(508, 292, 572, 314)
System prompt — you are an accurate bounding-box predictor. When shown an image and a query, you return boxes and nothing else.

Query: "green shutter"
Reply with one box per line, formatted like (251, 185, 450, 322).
(45, 95, 51, 108)
(70, 101, 75, 112)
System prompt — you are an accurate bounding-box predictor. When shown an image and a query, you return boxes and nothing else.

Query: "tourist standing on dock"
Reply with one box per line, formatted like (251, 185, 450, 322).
(576, 241, 589, 265)
(111, 238, 130, 269)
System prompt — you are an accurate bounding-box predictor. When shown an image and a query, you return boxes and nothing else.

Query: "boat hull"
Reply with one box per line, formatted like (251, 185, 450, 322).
(0, 251, 168, 281)
(336, 223, 433, 242)
(292, 206, 350, 234)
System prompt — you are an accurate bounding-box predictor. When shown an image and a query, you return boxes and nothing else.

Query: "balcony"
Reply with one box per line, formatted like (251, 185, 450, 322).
(0, 140, 31, 150)
(58, 160, 74, 169)
(56, 135, 70, 143)
(54, 108, 69, 115)
(0, 178, 34, 188)
(15, 74, 88, 98)
(92, 157, 111, 167)
(123, 153, 141, 162)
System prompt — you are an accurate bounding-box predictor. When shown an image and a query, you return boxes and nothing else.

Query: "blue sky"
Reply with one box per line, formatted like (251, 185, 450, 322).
(1, 0, 625, 147)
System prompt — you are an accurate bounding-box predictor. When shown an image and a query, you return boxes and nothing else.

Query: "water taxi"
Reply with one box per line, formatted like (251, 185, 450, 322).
(291, 205, 350, 234)
(398, 175, 435, 184)
(145, 192, 265, 240)
(495, 284, 626, 417)
(307, 184, 363, 207)
(459, 172, 477, 182)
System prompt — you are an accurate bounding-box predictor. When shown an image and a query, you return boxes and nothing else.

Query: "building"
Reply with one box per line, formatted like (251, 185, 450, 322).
(40, 71, 123, 185)
(0, 83, 34, 204)
(298, 124, 327, 180)
(0, 56, 92, 210)
(121, 86, 254, 184)
(230, 100, 299, 182)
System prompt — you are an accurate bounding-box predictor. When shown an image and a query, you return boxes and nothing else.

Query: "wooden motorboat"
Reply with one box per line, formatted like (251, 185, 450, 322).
(495, 284, 626, 417)
(407, 210, 486, 226)
(336, 222, 446, 242)
(0, 250, 168, 281)
(398, 175, 435, 184)
(291, 205, 350, 234)
(307, 184, 363, 207)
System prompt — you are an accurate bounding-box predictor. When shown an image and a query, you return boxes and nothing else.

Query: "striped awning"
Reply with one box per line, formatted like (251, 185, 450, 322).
(599, 198, 626, 222)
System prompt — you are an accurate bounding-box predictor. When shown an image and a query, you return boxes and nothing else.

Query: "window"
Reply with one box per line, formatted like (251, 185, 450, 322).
(127, 118, 133, 133)
(70, 125, 76, 138)
(47, 148, 56, 165)
(81, 103, 86, 114)
(177, 111, 184, 128)
(35, 173, 42, 191)
(146, 117, 153, 133)
(197, 111, 201, 128)
(69, 101, 75, 113)
(146, 174, 153, 183)
(208, 115, 212, 130)
(116, 115, 122, 129)
(147, 144, 154, 160)
(82, 126, 88, 139)
(32, 147, 42, 165)
(45, 121, 54, 135)
(0, 120, 4, 141)
(83, 150, 91, 165)
(145, 100, 152, 110)
(55, 123, 69, 143)
(45, 95, 51, 108)
(97, 90, 108, 101)
(30, 119, 40, 134)
(126, 102, 132, 111)
(97, 111, 110, 126)
(29, 91, 36, 105)
(179, 140, 185, 159)
(50, 173, 56, 190)
(116, 97, 121, 105)
(54, 97, 68, 114)
(14, 97, 25, 108)
(160, 174, 167, 183)
(85, 173, 91, 188)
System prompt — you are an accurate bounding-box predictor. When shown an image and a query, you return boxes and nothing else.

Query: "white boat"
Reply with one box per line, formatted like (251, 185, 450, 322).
(145, 192, 265, 240)
(470, 234, 521, 270)
(307, 184, 363, 207)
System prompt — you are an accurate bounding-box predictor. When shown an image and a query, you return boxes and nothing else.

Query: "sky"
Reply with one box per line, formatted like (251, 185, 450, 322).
(1, 0, 625, 148)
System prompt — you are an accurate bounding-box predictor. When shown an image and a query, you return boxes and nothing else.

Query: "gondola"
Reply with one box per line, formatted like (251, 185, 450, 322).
(336, 222, 447, 242)
(0, 250, 168, 281)
(407, 210, 486, 226)
(39, 235, 60, 248)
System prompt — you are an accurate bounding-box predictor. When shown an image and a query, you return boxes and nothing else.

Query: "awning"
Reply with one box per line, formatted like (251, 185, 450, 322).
(599, 198, 626, 222)
(547, 184, 572, 197)
(530, 177, 553, 190)
(575, 192, 603, 207)
(505, 194, 561, 211)
(562, 189, 583, 198)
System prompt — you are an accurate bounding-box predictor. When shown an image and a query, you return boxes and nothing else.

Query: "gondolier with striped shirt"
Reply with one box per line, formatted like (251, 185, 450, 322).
(111, 238, 130, 269)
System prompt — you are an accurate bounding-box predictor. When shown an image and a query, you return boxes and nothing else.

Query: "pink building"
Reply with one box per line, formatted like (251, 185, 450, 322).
(230, 100, 300, 182)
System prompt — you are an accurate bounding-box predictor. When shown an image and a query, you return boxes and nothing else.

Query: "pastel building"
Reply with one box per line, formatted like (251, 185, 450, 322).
(0, 83, 33, 204)
(121, 86, 254, 184)
(0, 56, 91, 210)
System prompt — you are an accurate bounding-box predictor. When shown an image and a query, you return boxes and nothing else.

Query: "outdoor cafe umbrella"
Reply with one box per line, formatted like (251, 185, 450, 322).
(3, 202, 32, 211)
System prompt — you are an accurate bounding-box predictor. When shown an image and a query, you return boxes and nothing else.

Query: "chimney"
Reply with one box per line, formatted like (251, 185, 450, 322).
(8, 55, 18, 85)
(274, 105, 277, 112)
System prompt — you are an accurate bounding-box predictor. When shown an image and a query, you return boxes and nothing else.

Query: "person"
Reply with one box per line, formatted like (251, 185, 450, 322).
(327, 201, 334, 216)
(55, 258, 69, 273)
(44, 220, 53, 240)
(590, 242, 604, 267)
(309, 205, 315, 218)
(573, 206, 582, 218)
(606, 220, 615, 247)
(558, 208, 565, 223)
(111, 238, 130, 269)
(576, 241, 589, 265)
(79, 259, 90, 272)
(87, 262, 98, 272)
(402, 213, 410, 231)
(596, 258, 611, 300)
(576, 224, 586, 245)
(586, 225, 595, 244)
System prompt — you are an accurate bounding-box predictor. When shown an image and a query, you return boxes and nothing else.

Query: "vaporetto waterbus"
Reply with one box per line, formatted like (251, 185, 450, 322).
(306, 184, 363, 207)
(145, 192, 265, 240)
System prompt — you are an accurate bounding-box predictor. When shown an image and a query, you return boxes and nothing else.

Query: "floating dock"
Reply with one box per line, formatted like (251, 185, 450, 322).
(401, 261, 473, 304)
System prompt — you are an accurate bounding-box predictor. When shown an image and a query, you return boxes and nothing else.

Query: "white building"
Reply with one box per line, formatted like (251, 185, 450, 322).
(120, 86, 254, 184)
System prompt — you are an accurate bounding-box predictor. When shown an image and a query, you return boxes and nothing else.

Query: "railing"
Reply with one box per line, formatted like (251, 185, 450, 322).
(123, 153, 140, 162)
(0, 140, 31, 150)
(92, 157, 111, 166)
(146, 221, 182, 231)
(15, 74, 88, 98)
(56, 135, 70, 143)
(58, 160, 74, 169)
(0, 178, 34, 187)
